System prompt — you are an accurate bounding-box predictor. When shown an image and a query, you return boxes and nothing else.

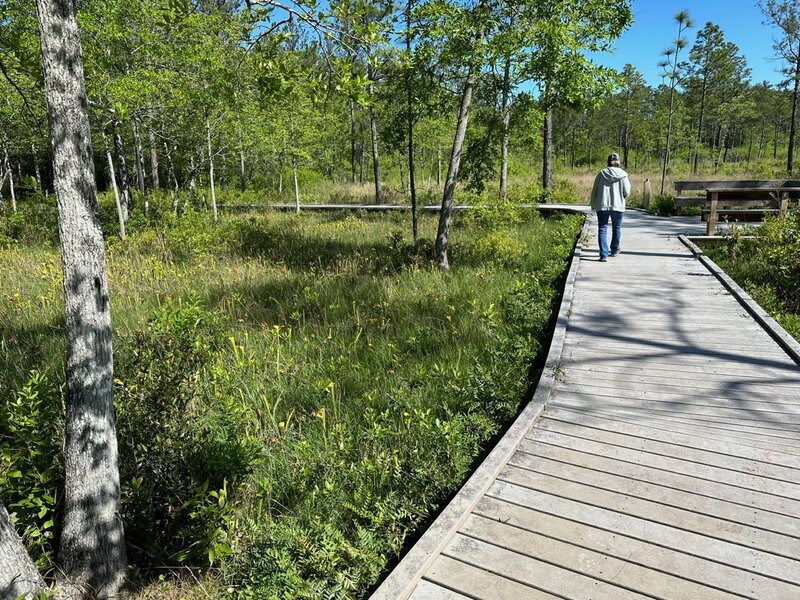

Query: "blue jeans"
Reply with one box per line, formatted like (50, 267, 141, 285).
(597, 210, 623, 258)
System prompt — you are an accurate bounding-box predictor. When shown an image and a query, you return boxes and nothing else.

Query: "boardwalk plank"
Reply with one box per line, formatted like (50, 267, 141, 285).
(516, 438, 800, 516)
(537, 417, 800, 480)
(443, 534, 651, 600)
(424, 555, 560, 600)
(551, 397, 800, 439)
(409, 581, 472, 600)
(551, 391, 800, 428)
(498, 464, 800, 560)
(520, 431, 800, 499)
(508, 450, 800, 538)
(487, 480, 800, 586)
(546, 405, 800, 454)
(460, 514, 743, 600)
(473, 497, 800, 599)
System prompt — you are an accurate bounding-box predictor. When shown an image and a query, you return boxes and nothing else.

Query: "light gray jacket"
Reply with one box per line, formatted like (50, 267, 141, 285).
(590, 166, 630, 212)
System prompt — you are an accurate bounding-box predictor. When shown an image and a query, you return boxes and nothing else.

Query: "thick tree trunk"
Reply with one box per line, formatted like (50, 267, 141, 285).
(102, 132, 125, 240)
(0, 502, 46, 600)
(435, 25, 483, 271)
(131, 117, 148, 214)
(207, 118, 218, 222)
(36, 1, 127, 597)
(367, 71, 381, 203)
(541, 106, 553, 191)
(148, 128, 159, 191)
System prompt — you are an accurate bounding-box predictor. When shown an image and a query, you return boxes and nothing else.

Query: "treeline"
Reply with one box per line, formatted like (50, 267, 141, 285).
(0, 2, 798, 215)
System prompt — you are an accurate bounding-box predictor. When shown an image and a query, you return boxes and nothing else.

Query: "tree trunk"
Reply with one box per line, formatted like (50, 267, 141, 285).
(4, 145, 17, 213)
(436, 24, 483, 271)
(207, 118, 218, 222)
(236, 110, 247, 191)
(164, 142, 179, 214)
(293, 159, 300, 213)
(131, 117, 148, 214)
(148, 128, 159, 191)
(0, 502, 46, 600)
(36, 1, 127, 597)
(436, 147, 442, 186)
(622, 122, 630, 169)
(359, 121, 366, 184)
(542, 105, 553, 191)
(102, 132, 125, 241)
(31, 141, 42, 190)
(367, 68, 382, 203)
(788, 59, 799, 174)
(406, 19, 418, 244)
(499, 45, 512, 200)
(111, 117, 131, 222)
(350, 100, 357, 184)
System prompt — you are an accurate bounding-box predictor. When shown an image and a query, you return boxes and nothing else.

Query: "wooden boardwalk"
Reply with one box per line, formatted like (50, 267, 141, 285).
(372, 210, 800, 600)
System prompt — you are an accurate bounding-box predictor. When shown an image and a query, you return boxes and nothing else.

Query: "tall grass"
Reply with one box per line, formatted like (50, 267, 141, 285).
(0, 196, 582, 598)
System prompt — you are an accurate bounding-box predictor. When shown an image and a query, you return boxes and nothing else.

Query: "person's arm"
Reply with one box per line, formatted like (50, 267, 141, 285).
(621, 174, 631, 199)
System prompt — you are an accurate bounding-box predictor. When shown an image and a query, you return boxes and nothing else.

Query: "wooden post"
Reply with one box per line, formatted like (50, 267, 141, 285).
(707, 191, 718, 236)
(643, 178, 651, 209)
(779, 192, 788, 216)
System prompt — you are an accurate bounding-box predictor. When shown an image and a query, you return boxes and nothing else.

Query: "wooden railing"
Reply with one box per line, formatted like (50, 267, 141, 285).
(673, 180, 800, 235)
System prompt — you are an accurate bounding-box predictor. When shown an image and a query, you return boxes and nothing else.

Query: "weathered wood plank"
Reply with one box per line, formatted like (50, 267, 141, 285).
(409, 580, 472, 600)
(461, 514, 744, 599)
(551, 395, 800, 437)
(536, 417, 800, 480)
(514, 438, 800, 517)
(520, 430, 800, 499)
(443, 534, 651, 600)
(474, 495, 800, 599)
(508, 450, 800, 538)
(551, 387, 800, 424)
(487, 479, 800, 585)
(498, 464, 800, 559)
(547, 405, 800, 452)
(424, 555, 560, 600)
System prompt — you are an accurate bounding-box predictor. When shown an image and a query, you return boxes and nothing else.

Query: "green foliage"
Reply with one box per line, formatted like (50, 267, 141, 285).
(115, 297, 257, 567)
(0, 205, 581, 596)
(0, 371, 63, 568)
(707, 213, 800, 340)
(649, 194, 676, 216)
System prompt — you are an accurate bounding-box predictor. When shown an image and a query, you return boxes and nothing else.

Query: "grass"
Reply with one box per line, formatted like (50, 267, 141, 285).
(0, 194, 582, 598)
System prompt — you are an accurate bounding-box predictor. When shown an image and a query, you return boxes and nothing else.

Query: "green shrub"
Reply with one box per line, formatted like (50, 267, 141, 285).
(0, 371, 63, 568)
(650, 194, 676, 216)
(115, 297, 258, 567)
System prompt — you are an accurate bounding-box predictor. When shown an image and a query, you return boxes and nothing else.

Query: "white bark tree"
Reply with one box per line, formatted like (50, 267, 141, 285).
(36, 0, 127, 597)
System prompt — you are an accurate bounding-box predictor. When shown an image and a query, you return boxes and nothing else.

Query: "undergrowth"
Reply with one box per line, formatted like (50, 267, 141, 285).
(0, 191, 582, 598)
(706, 214, 800, 342)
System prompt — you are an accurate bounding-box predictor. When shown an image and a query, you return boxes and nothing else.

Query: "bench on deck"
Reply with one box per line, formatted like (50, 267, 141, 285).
(673, 180, 800, 235)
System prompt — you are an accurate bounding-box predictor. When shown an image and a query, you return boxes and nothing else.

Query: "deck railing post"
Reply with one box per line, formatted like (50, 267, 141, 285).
(707, 191, 718, 236)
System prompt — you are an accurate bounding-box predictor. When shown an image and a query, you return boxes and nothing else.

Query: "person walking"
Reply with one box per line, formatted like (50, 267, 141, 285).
(590, 152, 631, 261)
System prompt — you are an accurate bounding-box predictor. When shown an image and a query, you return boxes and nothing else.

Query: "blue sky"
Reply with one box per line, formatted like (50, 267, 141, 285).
(592, 0, 788, 87)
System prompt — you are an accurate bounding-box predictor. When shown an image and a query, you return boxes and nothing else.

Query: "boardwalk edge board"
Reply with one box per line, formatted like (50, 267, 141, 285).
(369, 216, 590, 600)
(679, 235, 800, 366)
